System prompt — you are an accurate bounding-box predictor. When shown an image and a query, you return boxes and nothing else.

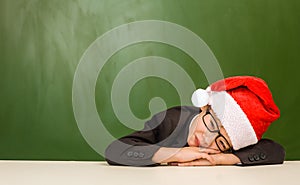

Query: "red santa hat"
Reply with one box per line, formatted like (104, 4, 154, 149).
(191, 76, 280, 150)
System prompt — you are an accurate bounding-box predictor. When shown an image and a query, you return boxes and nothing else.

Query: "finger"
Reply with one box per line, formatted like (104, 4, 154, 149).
(167, 162, 179, 166)
(199, 147, 220, 154)
(178, 159, 213, 166)
(187, 147, 220, 154)
(195, 153, 216, 165)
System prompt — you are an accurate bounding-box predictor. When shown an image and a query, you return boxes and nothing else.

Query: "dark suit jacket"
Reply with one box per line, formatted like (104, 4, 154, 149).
(105, 106, 285, 166)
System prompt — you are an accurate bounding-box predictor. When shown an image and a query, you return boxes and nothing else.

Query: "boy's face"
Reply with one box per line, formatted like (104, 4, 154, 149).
(187, 106, 232, 151)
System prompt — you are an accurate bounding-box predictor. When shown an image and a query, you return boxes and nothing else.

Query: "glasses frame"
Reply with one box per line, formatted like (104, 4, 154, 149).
(202, 109, 233, 153)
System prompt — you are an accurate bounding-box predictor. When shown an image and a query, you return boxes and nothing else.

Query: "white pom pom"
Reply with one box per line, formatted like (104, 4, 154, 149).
(191, 89, 209, 107)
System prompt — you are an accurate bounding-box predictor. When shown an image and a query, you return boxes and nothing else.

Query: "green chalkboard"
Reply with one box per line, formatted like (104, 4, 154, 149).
(0, 0, 299, 160)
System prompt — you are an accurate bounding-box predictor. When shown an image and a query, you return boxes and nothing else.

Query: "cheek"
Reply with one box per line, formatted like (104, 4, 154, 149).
(194, 122, 207, 133)
(208, 139, 218, 150)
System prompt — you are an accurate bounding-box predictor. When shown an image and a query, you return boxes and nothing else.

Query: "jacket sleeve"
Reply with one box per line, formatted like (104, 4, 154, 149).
(233, 138, 285, 166)
(105, 110, 170, 166)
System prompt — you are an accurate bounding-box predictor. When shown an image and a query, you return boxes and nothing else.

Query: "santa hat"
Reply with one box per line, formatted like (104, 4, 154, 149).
(191, 76, 280, 150)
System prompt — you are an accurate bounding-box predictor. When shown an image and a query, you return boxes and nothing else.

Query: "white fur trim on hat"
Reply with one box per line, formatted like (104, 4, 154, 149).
(209, 91, 258, 150)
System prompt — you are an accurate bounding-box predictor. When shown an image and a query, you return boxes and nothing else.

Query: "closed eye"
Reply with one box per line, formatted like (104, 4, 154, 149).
(210, 120, 215, 129)
(219, 140, 226, 148)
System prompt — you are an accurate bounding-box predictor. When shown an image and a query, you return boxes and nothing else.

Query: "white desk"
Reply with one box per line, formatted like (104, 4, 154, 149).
(0, 161, 299, 185)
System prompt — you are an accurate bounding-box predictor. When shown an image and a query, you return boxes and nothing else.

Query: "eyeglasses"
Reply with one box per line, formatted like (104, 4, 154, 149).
(202, 109, 233, 153)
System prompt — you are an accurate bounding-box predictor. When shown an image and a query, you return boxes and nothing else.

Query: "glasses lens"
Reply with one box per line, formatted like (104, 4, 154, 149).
(216, 136, 231, 152)
(203, 114, 219, 132)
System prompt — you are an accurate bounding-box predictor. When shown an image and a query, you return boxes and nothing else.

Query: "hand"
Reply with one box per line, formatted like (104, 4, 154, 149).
(174, 147, 220, 163)
(152, 147, 220, 164)
(177, 153, 241, 166)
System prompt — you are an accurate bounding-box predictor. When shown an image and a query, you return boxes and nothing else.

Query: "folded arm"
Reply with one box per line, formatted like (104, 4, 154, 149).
(175, 139, 285, 166)
(233, 138, 285, 166)
(105, 107, 285, 166)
